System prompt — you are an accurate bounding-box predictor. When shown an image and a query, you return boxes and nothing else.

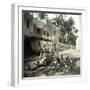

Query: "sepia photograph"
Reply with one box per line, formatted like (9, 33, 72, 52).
(22, 10, 81, 78)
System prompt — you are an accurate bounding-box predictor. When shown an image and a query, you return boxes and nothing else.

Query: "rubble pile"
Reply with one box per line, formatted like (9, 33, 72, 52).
(24, 52, 80, 77)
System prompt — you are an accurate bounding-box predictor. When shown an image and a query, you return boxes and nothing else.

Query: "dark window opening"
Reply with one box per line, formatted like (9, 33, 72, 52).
(24, 36, 33, 58)
(44, 31, 46, 35)
(54, 31, 56, 35)
(37, 28, 41, 34)
(38, 42, 40, 46)
(27, 19, 30, 28)
(33, 24, 36, 32)
(47, 33, 49, 36)
(43, 44, 46, 48)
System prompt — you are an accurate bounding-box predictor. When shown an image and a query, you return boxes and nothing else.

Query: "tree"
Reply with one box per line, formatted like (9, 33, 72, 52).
(66, 32, 78, 45)
(64, 17, 78, 45)
(51, 14, 78, 46)
(51, 14, 65, 27)
(65, 17, 75, 33)
(38, 12, 48, 19)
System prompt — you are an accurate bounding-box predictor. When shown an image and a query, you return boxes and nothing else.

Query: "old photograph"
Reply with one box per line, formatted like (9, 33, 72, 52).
(22, 10, 80, 77)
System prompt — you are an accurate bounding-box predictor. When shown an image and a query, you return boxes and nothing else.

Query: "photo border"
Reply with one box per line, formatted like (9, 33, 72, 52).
(11, 4, 87, 87)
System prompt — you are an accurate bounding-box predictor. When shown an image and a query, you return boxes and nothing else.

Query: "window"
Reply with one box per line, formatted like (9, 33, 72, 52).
(27, 19, 30, 28)
(38, 41, 40, 46)
(37, 28, 41, 34)
(47, 32, 49, 37)
(43, 44, 46, 48)
(33, 24, 36, 31)
(44, 31, 46, 35)
(54, 31, 56, 35)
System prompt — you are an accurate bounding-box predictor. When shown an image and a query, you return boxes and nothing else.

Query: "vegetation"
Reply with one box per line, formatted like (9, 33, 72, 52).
(37, 12, 48, 19)
(51, 14, 78, 46)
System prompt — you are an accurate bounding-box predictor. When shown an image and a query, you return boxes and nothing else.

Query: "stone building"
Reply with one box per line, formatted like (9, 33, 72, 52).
(22, 11, 61, 57)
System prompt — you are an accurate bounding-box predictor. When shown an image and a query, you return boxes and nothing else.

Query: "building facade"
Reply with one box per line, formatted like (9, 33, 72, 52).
(22, 11, 61, 57)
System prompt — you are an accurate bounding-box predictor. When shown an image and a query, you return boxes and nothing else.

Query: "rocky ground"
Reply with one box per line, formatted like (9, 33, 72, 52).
(24, 50, 80, 77)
